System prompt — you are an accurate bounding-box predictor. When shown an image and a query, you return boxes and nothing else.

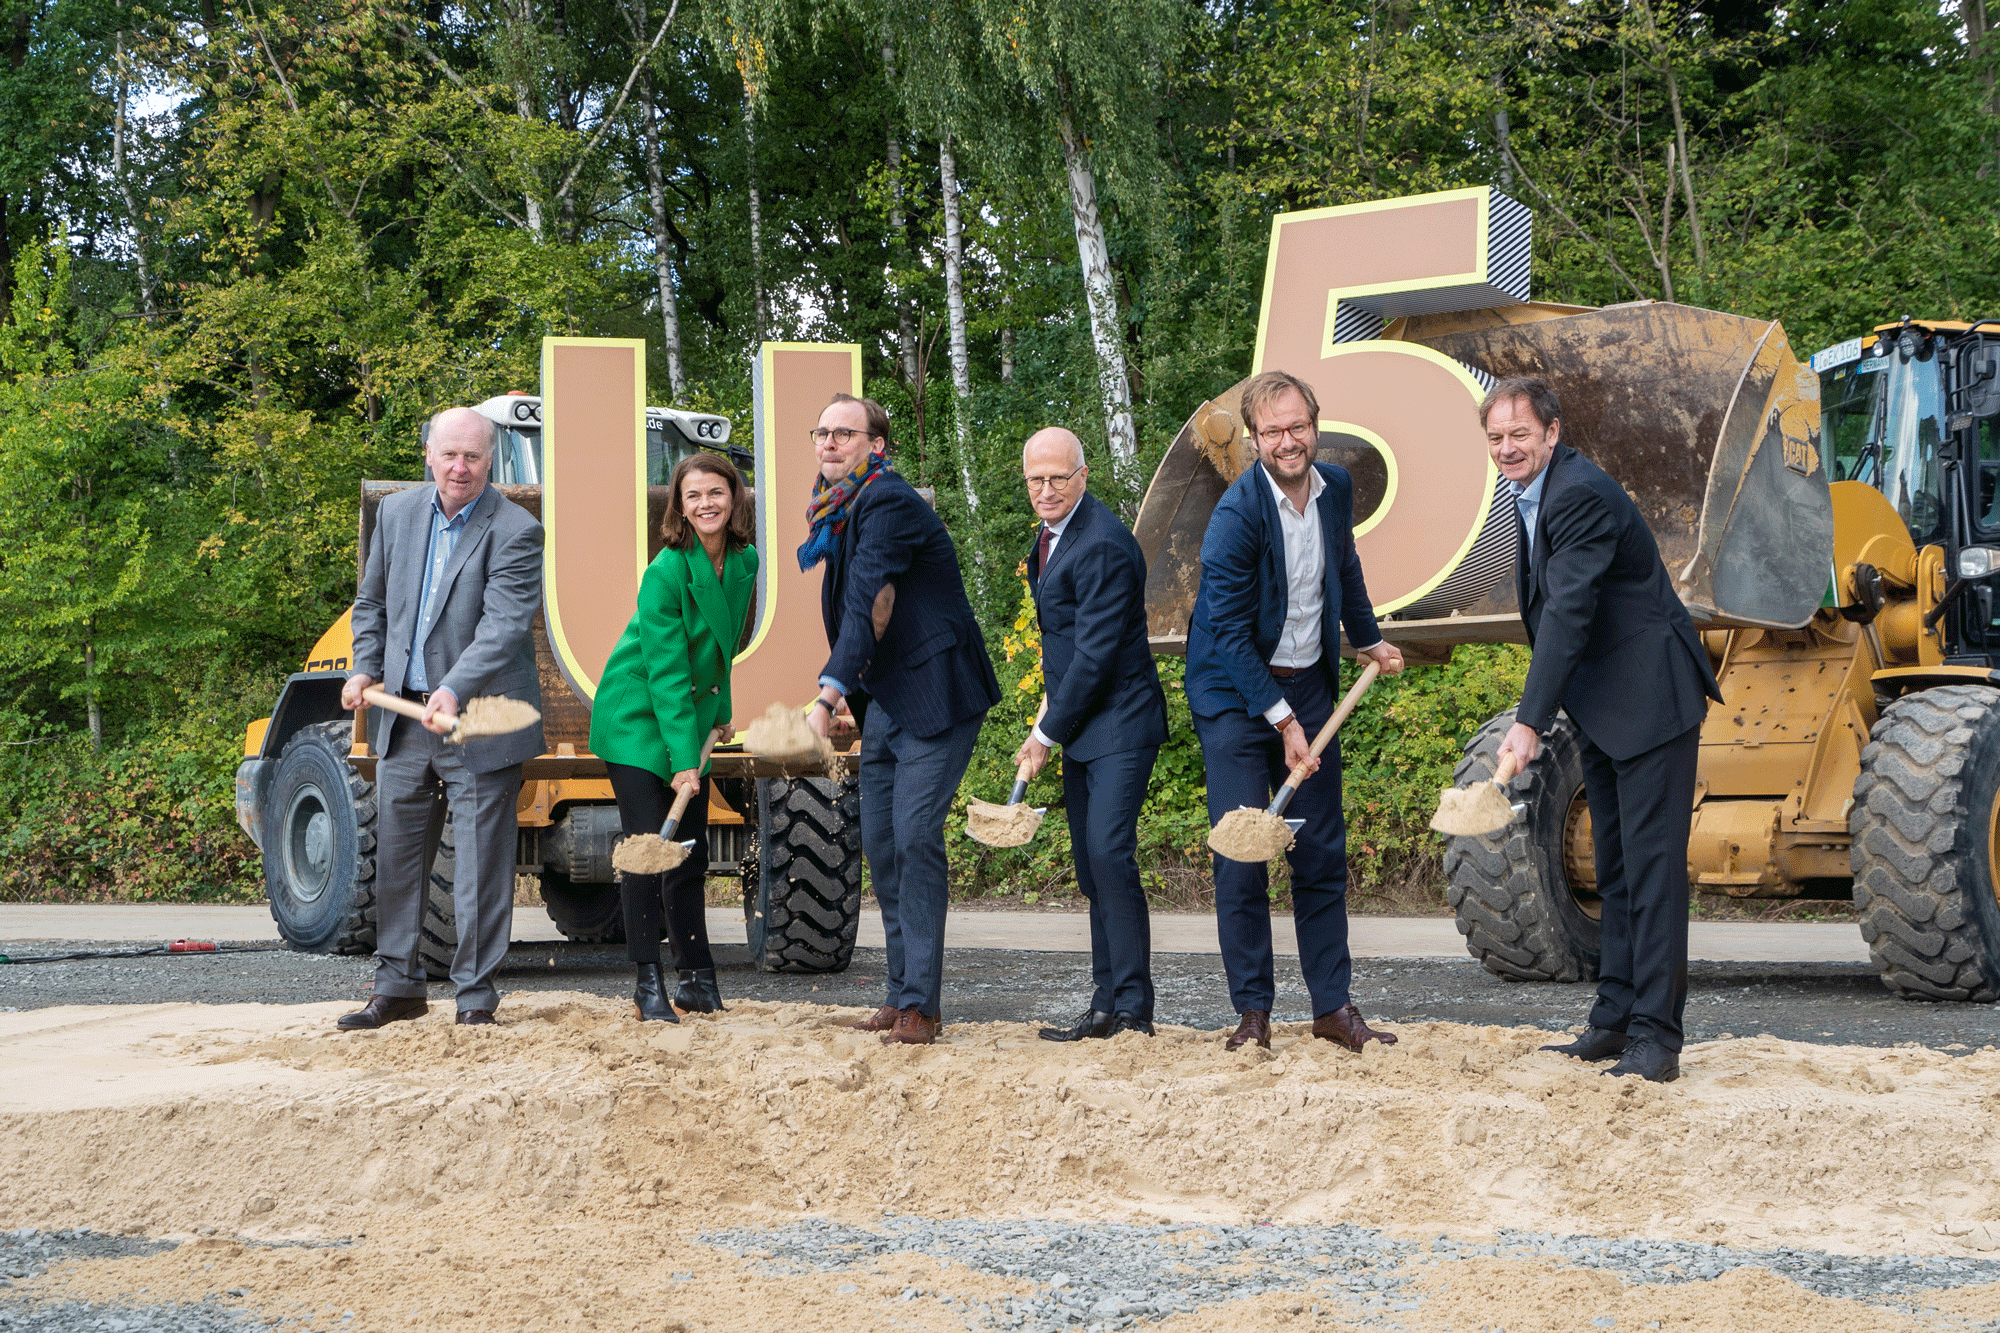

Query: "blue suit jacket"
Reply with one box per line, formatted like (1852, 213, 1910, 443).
(819, 471, 1000, 739)
(1185, 460, 1382, 719)
(1028, 491, 1168, 763)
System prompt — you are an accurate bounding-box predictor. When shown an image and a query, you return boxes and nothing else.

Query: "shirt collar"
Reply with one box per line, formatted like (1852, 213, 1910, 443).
(1263, 462, 1326, 515)
(432, 485, 483, 526)
(1045, 498, 1083, 539)
(1513, 463, 1550, 506)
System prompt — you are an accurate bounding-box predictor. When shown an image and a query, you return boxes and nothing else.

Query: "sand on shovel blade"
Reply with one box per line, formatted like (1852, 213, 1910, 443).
(451, 694, 542, 740)
(1429, 781, 1514, 837)
(742, 701, 845, 776)
(1207, 806, 1295, 862)
(612, 834, 687, 875)
(966, 799, 1042, 848)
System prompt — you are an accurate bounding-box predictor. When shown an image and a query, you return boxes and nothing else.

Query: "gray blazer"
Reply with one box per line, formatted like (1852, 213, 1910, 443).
(350, 484, 545, 772)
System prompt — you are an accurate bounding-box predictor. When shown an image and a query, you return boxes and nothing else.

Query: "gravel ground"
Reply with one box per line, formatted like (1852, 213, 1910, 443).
(2, 938, 1997, 1050)
(0, 1229, 263, 1333)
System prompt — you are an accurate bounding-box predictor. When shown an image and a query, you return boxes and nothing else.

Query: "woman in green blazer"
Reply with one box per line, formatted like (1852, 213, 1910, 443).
(590, 453, 758, 1022)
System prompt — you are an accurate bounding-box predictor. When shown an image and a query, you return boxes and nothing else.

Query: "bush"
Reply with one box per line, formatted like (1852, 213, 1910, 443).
(0, 702, 264, 903)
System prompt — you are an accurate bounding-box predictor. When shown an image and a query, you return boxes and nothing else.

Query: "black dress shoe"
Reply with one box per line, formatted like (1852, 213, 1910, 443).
(336, 995, 427, 1030)
(633, 963, 678, 1023)
(1039, 1009, 1115, 1042)
(456, 1008, 495, 1026)
(1540, 1026, 1629, 1062)
(674, 968, 725, 1014)
(1107, 1012, 1155, 1037)
(1604, 1038, 1680, 1083)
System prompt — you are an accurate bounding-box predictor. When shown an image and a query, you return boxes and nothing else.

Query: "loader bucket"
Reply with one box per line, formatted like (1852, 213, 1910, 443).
(1135, 301, 1831, 652)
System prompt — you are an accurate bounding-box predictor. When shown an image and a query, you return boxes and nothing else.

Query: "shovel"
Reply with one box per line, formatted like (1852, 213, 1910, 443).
(360, 686, 540, 745)
(1208, 660, 1381, 863)
(1429, 749, 1523, 837)
(965, 699, 1050, 848)
(612, 730, 724, 876)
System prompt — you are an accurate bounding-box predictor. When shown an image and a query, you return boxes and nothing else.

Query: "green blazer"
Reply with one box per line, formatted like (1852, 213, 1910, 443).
(589, 542, 758, 781)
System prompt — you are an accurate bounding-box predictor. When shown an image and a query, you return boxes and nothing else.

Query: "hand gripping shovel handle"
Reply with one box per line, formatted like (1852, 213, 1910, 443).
(361, 685, 454, 731)
(1491, 749, 1520, 786)
(1007, 697, 1049, 805)
(658, 730, 724, 842)
(1266, 660, 1381, 819)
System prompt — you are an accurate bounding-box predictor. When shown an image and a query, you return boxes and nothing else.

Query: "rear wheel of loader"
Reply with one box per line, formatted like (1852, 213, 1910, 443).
(1850, 685, 2000, 1002)
(1442, 710, 1601, 982)
(539, 873, 626, 945)
(748, 775, 863, 972)
(262, 721, 376, 955)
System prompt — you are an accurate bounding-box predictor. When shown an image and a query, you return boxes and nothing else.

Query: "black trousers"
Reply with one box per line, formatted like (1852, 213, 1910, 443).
(1581, 721, 1701, 1052)
(1192, 662, 1355, 1018)
(605, 762, 714, 970)
(1064, 744, 1160, 1019)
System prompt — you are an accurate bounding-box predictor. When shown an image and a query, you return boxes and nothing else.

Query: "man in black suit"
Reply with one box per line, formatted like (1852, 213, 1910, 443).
(1011, 427, 1169, 1041)
(1487, 376, 1723, 1084)
(1185, 370, 1405, 1053)
(803, 394, 1001, 1046)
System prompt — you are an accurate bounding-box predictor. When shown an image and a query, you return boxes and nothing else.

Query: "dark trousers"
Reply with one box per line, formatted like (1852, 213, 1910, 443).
(1194, 662, 1355, 1018)
(859, 702, 984, 1018)
(373, 715, 521, 1012)
(606, 762, 714, 970)
(1581, 721, 1701, 1052)
(1065, 744, 1160, 1019)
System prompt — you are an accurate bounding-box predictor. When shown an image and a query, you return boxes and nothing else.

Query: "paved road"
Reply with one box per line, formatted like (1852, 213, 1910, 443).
(1, 931, 1993, 1050)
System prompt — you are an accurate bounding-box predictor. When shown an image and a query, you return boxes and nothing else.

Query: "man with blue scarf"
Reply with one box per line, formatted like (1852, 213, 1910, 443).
(803, 393, 1000, 1045)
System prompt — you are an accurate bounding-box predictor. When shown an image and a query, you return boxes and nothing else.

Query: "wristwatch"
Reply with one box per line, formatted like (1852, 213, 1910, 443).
(812, 696, 836, 714)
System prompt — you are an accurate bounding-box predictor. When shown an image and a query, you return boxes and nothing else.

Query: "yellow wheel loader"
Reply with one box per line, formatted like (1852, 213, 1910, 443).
(1135, 186, 2000, 1001)
(234, 342, 872, 977)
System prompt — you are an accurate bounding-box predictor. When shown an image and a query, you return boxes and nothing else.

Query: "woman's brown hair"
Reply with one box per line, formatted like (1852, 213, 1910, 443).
(660, 451, 753, 552)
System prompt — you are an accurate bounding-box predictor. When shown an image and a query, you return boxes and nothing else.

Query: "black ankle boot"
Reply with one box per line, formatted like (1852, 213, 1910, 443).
(674, 967, 725, 1013)
(633, 963, 677, 1022)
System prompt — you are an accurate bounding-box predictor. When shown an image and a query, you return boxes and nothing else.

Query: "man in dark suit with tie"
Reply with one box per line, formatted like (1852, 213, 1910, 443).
(803, 393, 1001, 1046)
(340, 406, 545, 1029)
(1011, 427, 1169, 1041)
(1486, 376, 1723, 1084)
(1186, 370, 1405, 1053)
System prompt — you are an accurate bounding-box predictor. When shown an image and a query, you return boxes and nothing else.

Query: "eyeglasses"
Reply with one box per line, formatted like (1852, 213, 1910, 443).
(1254, 422, 1318, 446)
(809, 427, 880, 447)
(1023, 465, 1085, 494)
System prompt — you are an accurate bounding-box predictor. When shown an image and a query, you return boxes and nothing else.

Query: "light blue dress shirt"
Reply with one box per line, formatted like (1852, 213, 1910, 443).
(1513, 465, 1550, 561)
(405, 489, 476, 693)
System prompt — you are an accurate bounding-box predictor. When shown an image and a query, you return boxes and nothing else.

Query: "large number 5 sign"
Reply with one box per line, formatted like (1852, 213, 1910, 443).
(1254, 187, 1531, 614)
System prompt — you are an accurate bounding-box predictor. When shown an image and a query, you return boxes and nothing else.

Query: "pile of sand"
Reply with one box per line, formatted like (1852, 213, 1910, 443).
(1208, 806, 1294, 861)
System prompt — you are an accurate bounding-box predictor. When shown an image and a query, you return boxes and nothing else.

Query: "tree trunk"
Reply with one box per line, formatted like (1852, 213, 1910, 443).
(638, 67, 685, 399)
(744, 93, 768, 342)
(883, 40, 917, 382)
(939, 133, 978, 515)
(1001, 327, 1014, 383)
(84, 638, 101, 752)
(1055, 88, 1138, 467)
(112, 32, 156, 318)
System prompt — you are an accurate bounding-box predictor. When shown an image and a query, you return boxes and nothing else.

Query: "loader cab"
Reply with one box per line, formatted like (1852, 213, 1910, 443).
(1815, 332, 1947, 545)
(455, 394, 745, 487)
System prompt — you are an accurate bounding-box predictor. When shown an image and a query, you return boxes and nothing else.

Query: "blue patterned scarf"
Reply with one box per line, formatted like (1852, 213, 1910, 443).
(797, 451, 892, 570)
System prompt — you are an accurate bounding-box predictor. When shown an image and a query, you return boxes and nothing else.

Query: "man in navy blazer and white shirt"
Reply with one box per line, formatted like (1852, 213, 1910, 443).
(1185, 370, 1405, 1053)
(1012, 427, 1170, 1040)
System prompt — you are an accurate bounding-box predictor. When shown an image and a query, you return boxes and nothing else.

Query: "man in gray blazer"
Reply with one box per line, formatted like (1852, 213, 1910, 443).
(338, 406, 545, 1029)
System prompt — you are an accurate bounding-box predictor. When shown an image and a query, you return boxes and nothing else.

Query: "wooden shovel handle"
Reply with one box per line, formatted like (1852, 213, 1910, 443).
(1284, 660, 1381, 788)
(664, 730, 725, 828)
(1492, 749, 1520, 785)
(360, 686, 452, 726)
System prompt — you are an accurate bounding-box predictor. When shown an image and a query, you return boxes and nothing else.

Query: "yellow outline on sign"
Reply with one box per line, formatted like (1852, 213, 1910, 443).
(1321, 421, 1398, 540)
(737, 341, 864, 664)
(540, 335, 648, 703)
(1252, 185, 1496, 373)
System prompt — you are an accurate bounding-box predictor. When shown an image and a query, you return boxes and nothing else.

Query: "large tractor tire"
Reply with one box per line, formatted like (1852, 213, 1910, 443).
(747, 775, 863, 972)
(1441, 709, 1602, 982)
(539, 872, 626, 945)
(1850, 684, 2000, 1002)
(262, 721, 377, 955)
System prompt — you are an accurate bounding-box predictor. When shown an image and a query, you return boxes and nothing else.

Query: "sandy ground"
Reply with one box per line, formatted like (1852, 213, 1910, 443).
(4, 998, 2000, 1330)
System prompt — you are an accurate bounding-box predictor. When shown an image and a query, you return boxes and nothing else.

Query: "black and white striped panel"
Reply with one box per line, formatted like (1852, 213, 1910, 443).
(1332, 303, 1385, 344)
(1398, 474, 1515, 619)
(1486, 190, 1532, 303)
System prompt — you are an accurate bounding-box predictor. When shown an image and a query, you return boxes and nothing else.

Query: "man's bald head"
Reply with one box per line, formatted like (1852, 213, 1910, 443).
(427, 406, 496, 516)
(1022, 427, 1088, 526)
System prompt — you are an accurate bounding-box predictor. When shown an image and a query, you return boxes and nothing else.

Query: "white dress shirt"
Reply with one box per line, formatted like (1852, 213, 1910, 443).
(1263, 467, 1380, 727)
(1031, 503, 1083, 748)
(1513, 464, 1550, 561)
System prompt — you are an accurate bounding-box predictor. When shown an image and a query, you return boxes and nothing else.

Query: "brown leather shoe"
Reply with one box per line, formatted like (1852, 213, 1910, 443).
(1224, 1010, 1271, 1051)
(336, 995, 427, 1031)
(1312, 1003, 1398, 1051)
(880, 1007, 941, 1045)
(853, 1004, 900, 1031)
(456, 1008, 495, 1026)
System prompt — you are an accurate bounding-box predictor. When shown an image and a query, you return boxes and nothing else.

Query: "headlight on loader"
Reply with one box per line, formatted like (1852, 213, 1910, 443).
(1959, 547, 2000, 579)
